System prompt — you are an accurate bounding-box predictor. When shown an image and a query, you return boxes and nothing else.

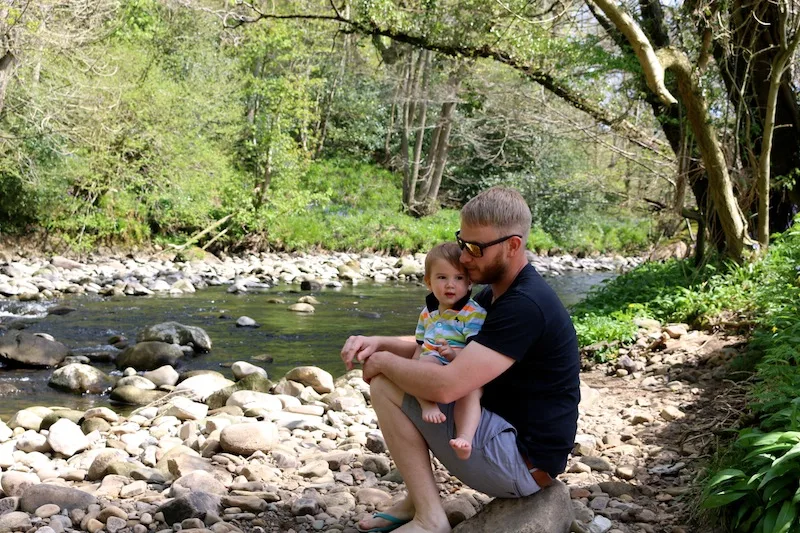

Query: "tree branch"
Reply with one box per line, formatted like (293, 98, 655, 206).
(591, 0, 677, 105)
(217, 3, 673, 159)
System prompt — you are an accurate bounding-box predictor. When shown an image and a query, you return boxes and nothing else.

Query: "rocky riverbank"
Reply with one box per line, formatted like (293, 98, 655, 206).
(0, 249, 641, 301)
(0, 315, 740, 533)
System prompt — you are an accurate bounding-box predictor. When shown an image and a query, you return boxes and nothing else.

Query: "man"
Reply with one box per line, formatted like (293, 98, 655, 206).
(340, 187, 580, 533)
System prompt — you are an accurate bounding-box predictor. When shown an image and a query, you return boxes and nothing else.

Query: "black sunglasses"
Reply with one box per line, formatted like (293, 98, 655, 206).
(455, 231, 522, 258)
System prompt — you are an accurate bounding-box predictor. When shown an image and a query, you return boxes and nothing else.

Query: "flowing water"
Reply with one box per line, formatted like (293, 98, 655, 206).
(0, 271, 615, 416)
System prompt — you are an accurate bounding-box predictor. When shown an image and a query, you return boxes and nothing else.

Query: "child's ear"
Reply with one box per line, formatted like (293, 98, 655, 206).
(423, 275, 432, 290)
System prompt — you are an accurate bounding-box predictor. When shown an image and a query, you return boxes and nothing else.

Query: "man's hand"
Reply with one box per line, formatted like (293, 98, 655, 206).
(361, 351, 391, 384)
(341, 335, 380, 370)
(433, 339, 458, 362)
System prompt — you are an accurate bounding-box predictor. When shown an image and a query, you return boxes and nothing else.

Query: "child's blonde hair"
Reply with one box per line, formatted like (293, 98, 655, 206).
(424, 242, 465, 277)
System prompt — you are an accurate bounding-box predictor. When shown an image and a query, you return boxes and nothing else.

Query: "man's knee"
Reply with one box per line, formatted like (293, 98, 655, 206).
(369, 375, 403, 407)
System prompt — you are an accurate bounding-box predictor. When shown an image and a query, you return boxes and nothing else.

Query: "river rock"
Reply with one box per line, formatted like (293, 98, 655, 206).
(1, 472, 40, 497)
(219, 422, 279, 455)
(87, 449, 129, 480)
(171, 471, 227, 498)
(50, 256, 83, 269)
(226, 390, 282, 412)
(136, 322, 212, 353)
(116, 375, 157, 390)
(16, 430, 49, 453)
(231, 361, 267, 380)
(162, 397, 209, 420)
(236, 316, 259, 328)
(109, 385, 167, 405)
(176, 373, 235, 401)
(83, 406, 118, 423)
(205, 373, 274, 410)
(288, 303, 315, 313)
(49, 363, 114, 394)
(0, 421, 12, 442)
(47, 418, 90, 456)
(285, 366, 334, 394)
(0, 331, 69, 367)
(323, 386, 367, 411)
(39, 408, 83, 430)
(157, 491, 221, 525)
(115, 341, 185, 371)
(143, 365, 180, 387)
(19, 483, 96, 513)
(0, 511, 31, 531)
(444, 496, 477, 526)
(7, 409, 45, 431)
(452, 481, 573, 533)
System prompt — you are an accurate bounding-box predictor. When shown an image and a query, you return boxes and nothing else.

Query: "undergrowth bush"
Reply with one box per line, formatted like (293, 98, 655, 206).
(693, 223, 800, 532)
(569, 221, 800, 530)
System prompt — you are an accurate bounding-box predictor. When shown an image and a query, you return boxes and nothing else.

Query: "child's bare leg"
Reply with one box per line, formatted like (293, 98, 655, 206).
(450, 388, 483, 460)
(416, 357, 446, 423)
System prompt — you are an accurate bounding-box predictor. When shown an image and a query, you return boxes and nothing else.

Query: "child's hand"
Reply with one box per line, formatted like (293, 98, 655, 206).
(434, 339, 457, 361)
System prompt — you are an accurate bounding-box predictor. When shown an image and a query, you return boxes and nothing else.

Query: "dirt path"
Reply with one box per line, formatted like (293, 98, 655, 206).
(564, 327, 749, 533)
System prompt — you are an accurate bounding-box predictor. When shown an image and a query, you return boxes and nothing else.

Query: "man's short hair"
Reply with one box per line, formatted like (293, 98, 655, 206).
(461, 187, 532, 242)
(424, 242, 465, 277)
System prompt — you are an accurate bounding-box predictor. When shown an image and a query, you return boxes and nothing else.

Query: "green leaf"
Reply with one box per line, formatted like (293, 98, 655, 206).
(774, 501, 797, 533)
(772, 442, 800, 467)
(791, 483, 800, 504)
(702, 490, 749, 508)
(705, 468, 746, 489)
(759, 462, 800, 492)
(763, 475, 798, 502)
(777, 431, 800, 443)
(746, 443, 794, 461)
(763, 505, 780, 533)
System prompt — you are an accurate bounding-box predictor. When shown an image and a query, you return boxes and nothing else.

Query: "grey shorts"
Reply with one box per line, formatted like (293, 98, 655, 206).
(401, 394, 541, 498)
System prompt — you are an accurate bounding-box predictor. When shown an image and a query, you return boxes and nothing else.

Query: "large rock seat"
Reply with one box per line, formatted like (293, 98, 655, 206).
(453, 480, 573, 533)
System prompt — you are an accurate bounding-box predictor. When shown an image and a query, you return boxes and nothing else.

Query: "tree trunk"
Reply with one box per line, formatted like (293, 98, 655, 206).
(422, 100, 456, 205)
(712, 0, 800, 236)
(658, 47, 755, 260)
(591, 0, 755, 261)
(409, 51, 431, 212)
(246, 57, 263, 125)
(0, 51, 15, 117)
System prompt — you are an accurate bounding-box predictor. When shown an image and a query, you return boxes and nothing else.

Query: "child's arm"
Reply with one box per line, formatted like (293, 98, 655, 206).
(434, 340, 460, 362)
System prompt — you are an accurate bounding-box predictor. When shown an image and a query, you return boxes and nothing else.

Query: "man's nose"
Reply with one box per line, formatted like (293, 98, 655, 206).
(459, 249, 472, 263)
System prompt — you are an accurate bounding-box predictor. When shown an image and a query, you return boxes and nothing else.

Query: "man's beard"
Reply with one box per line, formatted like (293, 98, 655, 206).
(467, 254, 507, 285)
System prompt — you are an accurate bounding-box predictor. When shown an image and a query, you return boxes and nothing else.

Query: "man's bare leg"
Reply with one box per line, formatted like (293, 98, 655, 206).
(361, 375, 450, 533)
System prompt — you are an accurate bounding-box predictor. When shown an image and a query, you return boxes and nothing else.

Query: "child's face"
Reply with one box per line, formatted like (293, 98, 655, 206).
(424, 259, 471, 310)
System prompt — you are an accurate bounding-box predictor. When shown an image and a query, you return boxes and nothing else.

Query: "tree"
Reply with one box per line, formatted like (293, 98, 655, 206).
(222, 0, 800, 262)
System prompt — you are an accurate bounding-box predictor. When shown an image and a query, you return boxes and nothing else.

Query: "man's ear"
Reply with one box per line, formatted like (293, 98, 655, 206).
(508, 235, 524, 256)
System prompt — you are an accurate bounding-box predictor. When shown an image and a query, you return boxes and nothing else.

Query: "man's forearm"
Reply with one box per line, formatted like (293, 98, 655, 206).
(374, 336, 418, 359)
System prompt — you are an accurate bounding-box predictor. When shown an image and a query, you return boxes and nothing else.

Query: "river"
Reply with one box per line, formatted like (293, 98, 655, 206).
(0, 271, 614, 416)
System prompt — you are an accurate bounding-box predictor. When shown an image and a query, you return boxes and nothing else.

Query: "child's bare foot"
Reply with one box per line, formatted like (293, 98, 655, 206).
(449, 437, 472, 460)
(422, 405, 446, 423)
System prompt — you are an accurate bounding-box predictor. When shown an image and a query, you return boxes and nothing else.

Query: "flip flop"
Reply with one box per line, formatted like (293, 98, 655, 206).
(355, 511, 411, 533)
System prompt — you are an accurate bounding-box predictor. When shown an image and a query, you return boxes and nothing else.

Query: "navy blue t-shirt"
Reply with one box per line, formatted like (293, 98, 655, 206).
(473, 264, 580, 477)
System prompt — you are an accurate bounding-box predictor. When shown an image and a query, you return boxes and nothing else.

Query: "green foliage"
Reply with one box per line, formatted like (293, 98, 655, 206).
(570, 256, 767, 361)
(702, 422, 800, 531)
(573, 309, 640, 359)
(696, 222, 800, 531)
(0, 0, 663, 256)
